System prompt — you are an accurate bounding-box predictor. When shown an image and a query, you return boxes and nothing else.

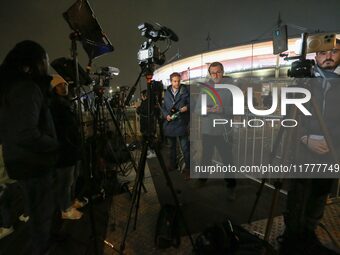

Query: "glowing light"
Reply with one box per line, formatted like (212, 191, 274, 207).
(153, 34, 340, 80)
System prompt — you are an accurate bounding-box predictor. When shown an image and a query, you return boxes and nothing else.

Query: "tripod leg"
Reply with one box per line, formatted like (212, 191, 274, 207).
(250, 120, 293, 225)
(122, 110, 137, 142)
(132, 140, 149, 230)
(133, 159, 145, 230)
(261, 181, 282, 255)
(248, 119, 286, 224)
(119, 141, 148, 253)
(152, 142, 195, 247)
(262, 108, 298, 255)
(248, 179, 266, 224)
(104, 98, 147, 193)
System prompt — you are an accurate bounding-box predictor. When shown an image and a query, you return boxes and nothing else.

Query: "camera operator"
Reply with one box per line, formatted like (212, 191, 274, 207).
(0, 40, 58, 254)
(145, 70, 165, 143)
(161, 72, 190, 179)
(281, 39, 340, 255)
(136, 89, 156, 158)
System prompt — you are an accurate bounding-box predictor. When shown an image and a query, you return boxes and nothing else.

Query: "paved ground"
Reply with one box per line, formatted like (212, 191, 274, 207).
(103, 159, 340, 255)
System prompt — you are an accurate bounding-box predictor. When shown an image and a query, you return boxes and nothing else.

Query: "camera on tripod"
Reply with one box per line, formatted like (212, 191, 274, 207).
(138, 42, 164, 66)
(137, 22, 178, 68)
(287, 59, 315, 78)
(124, 22, 178, 107)
(93, 66, 120, 87)
(283, 33, 337, 78)
(96, 66, 120, 79)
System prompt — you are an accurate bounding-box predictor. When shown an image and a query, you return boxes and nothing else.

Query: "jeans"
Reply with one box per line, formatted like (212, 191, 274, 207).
(56, 165, 75, 211)
(167, 135, 190, 170)
(18, 172, 55, 254)
(70, 161, 81, 201)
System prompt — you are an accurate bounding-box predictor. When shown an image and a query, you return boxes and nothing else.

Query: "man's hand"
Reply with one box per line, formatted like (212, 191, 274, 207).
(134, 101, 141, 108)
(180, 106, 188, 113)
(166, 115, 172, 122)
(302, 136, 329, 154)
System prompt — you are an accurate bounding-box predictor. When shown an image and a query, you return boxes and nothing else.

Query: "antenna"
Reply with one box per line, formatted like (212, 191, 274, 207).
(206, 32, 211, 50)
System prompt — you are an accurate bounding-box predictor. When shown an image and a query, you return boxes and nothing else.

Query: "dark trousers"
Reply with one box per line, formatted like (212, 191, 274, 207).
(201, 134, 236, 188)
(0, 183, 16, 228)
(167, 135, 190, 170)
(158, 116, 164, 143)
(284, 179, 332, 237)
(71, 161, 81, 200)
(18, 172, 55, 255)
(56, 165, 75, 211)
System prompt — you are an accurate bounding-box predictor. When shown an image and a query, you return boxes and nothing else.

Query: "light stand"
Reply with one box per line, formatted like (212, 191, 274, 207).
(61, 1, 115, 254)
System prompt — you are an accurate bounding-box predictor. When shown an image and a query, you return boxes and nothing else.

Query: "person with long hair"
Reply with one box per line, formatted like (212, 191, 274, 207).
(0, 40, 58, 254)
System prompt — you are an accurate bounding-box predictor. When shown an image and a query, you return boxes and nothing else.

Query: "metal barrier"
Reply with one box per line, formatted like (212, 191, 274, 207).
(232, 111, 340, 197)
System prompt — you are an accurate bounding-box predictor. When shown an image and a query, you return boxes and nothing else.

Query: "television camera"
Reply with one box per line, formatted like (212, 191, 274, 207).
(137, 22, 178, 70)
(93, 66, 120, 87)
(284, 33, 337, 78)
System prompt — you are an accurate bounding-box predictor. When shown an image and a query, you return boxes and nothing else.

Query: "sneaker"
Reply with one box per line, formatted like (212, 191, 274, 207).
(146, 150, 156, 159)
(0, 226, 14, 240)
(73, 197, 88, 209)
(18, 214, 29, 223)
(61, 207, 83, 220)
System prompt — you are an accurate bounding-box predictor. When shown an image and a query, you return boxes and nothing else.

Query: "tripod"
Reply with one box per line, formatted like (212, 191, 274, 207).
(119, 70, 195, 254)
(247, 81, 340, 255)
(88, 87, 154, 254)
(113, 105, 138, 151)
(94, 88, 152, 195)
(67, 37, 141, 255)
(248, 33, 340, 254)
(63, 32, 105, 255)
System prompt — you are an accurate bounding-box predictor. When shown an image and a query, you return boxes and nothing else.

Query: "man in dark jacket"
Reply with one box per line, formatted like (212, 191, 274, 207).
(161, 72, 190, 178)
(281, 40, 340, 255)
(195, 62, 236, 199)
(0, 40, 58, 255)
(145, 71, 164, 143)
(136, 89, 157, 158)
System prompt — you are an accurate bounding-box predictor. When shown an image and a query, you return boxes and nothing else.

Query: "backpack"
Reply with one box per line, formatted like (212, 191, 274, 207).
(194, 219, 239, 255)
(193, 219, 275, 255)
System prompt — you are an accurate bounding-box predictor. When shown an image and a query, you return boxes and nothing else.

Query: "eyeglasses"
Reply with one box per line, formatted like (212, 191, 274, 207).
(210, 71, 223, 75)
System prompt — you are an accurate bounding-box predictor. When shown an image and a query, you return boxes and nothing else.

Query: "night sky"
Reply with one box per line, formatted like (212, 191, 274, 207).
(0, 0, 339, 87)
